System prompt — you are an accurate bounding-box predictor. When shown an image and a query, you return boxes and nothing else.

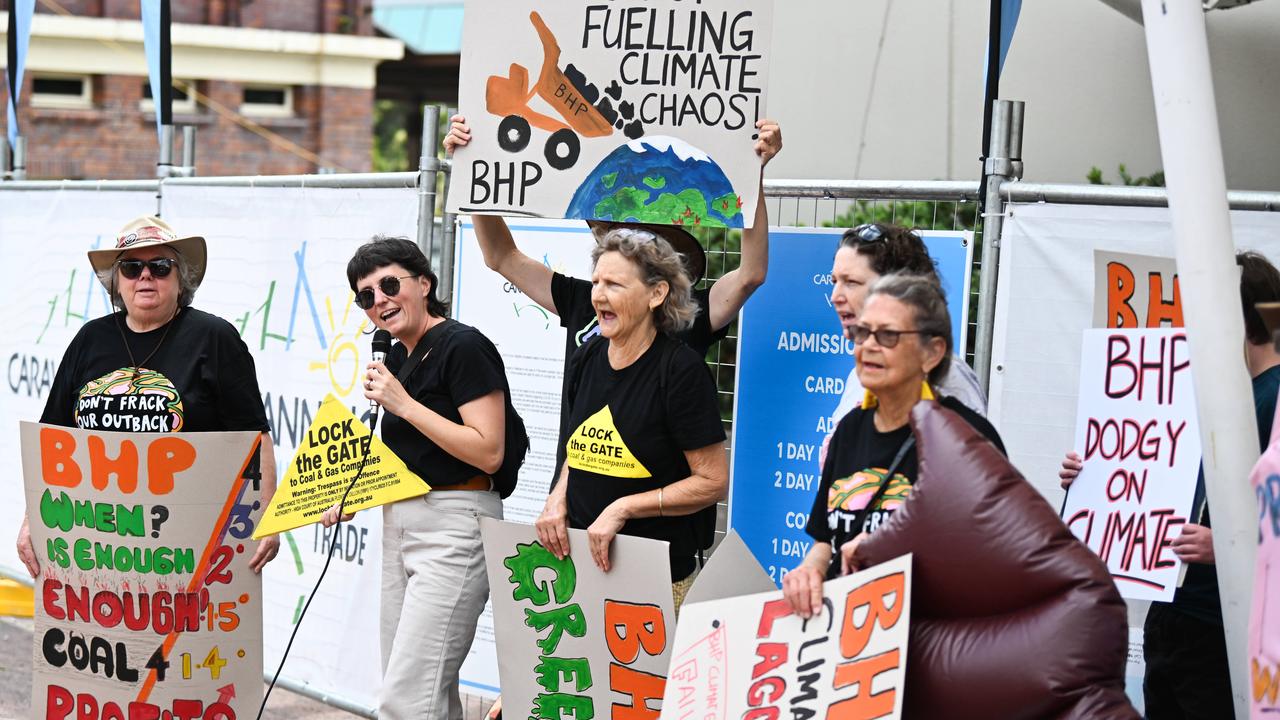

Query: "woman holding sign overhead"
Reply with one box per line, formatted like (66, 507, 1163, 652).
(535, 225, 729, 608)
(15, 215, 279, 578)
(324, 235, 522, 720)
(783, 273, 1004, 618)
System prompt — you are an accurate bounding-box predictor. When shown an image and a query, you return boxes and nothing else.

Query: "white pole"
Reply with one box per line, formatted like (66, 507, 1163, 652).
(1141, 1, 1255, 716)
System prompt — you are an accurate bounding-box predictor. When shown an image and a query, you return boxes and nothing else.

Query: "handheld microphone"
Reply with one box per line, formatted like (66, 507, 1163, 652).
(370, 329, 393, 409)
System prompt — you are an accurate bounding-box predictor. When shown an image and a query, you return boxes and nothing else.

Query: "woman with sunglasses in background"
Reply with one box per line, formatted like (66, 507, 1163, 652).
(322, 235, 514, 720)
(16, 215, 279, 577)
(828, 223, 987, 421)
(782, 273, 1005, 618)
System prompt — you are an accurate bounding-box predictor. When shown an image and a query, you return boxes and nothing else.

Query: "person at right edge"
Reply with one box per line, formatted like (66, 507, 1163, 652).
(1060, 250, 1280, 719)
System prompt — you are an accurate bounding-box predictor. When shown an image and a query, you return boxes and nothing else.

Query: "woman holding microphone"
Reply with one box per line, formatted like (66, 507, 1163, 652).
(324, 235, 515, 720)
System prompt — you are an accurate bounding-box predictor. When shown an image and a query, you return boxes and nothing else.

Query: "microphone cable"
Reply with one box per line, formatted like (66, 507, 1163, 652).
(258, 330, 394, 719)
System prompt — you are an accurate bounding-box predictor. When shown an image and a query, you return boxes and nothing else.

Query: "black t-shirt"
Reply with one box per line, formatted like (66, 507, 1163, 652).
(383, 322, 509, 490)
(41, 307, 270, 434)
(561, 333, 726, 581)
(806, 395, 1006, 579)
(550, 272, 727, 481)
(1164, 363, 1280, 624)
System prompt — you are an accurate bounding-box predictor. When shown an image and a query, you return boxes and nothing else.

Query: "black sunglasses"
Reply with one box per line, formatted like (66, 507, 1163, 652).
(851, 223, 888, 244)
(848, 223, 924, 245)
(117, 257, 177, 279)
(851, 324, 931, 348)
(355, 274, 419, 310)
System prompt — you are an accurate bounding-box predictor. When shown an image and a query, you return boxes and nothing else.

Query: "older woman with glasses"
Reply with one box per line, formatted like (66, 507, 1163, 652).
(783, 273, 1005, 618)
(536, 225, 728, 608)
(322, 235, 517, 720)
(829, 223, 987, 418)
(16, 215, 279, 578)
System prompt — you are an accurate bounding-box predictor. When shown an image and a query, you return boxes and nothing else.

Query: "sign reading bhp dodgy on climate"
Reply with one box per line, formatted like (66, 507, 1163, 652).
(21, 422, 264, 720)
(662, 554, 913, 720)
(481, 518, 676, 720)
(253, 394, 427, 538)
(448, 0, 774, 228)
(1061, 328, 1201, 602)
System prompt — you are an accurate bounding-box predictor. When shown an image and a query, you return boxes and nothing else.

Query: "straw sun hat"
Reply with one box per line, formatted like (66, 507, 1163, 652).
(87, 215, 207, 293)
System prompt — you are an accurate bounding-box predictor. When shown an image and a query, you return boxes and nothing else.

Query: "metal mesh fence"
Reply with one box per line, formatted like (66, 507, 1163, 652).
(696, 187, 984, 539)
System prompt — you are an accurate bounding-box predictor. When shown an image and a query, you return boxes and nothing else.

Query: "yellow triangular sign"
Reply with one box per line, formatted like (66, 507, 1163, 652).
(253, 394, 429, 538)
(565, 405, 651, 478)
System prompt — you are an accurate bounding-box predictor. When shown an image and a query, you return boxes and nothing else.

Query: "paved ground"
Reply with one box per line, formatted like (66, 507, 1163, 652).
(0, 616, 363, 719)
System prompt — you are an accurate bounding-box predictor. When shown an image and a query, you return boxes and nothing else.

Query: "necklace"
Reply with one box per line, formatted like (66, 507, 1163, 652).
(114, 309, 179, 380)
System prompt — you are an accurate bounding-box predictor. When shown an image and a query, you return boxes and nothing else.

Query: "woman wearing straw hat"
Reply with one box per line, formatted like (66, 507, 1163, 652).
(14, 215, 279, 577)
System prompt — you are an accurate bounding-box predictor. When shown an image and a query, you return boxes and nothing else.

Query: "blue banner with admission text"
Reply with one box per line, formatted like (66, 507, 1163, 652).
(729, 227, 973, 584)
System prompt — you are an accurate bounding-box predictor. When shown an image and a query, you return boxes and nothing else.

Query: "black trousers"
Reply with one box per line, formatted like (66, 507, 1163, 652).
(1143, 603, 1234, 719)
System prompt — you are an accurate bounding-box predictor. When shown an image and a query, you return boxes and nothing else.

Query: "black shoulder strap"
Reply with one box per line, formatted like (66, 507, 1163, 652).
(396, 319, 460, 385)
(848, 435, 917, 536)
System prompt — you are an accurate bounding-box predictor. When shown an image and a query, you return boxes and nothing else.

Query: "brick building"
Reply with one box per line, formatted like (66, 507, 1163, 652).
(0, 0, 403, 179)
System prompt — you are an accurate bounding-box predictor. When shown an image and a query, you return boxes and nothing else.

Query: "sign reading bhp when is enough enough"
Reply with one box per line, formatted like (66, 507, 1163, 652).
(22, 423, 265, 719)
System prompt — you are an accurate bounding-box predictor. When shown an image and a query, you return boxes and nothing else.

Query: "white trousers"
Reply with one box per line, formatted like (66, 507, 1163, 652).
(379, 489, 502, 720)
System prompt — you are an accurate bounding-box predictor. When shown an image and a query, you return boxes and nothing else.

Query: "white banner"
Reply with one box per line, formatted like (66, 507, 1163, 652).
(0, 189, 159, 580)
(161, 184, 419, 712)
(988, 203, 1280, 504)
(452, 217, 597, 695)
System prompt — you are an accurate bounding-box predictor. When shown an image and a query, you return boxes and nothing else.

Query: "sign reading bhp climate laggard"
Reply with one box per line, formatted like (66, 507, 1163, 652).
(662, 554, 913, 720)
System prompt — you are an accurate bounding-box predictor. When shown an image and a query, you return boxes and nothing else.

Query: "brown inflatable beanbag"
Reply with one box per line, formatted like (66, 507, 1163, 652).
(855, 401, 1138, 720)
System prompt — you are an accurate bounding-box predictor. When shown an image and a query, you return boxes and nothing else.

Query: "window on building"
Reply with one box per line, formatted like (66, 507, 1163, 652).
(140, 80, 198, 114)
(30, 74, 93, 110)
(240, 85, 294, 117)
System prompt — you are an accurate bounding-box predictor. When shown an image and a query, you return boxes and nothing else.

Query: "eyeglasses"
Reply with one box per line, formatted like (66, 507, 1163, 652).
(850, 324, 931, 348)
(117, 258, 177, 279)
(355, 274, 419, 310)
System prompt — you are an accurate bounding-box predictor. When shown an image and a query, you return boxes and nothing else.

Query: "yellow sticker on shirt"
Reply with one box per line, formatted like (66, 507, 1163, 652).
(566, 405, 652, 478)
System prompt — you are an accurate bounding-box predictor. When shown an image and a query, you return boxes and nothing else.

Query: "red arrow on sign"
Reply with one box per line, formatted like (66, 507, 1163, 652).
(217, 684, 236, 705)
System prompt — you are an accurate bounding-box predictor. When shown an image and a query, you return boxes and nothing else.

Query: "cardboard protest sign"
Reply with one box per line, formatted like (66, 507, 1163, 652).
(481, 518, 676, 720)
(1250, 338, 1280, 718)
(254, 394, 428, 538)
(21, 422, 265, 719)
(448, 0, 774, 228)
(1061, 328, 1201, 601)
(662, 554, 912, 720)
(1093, 250, 1182, 329)
(682, 531, 774, 607)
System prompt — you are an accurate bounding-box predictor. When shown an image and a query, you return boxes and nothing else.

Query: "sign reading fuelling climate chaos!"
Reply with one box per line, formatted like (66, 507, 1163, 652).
(448, 0, 774, 228)
(21, 422, 265, 720)
(480, 518, 676, 720)
(662, 553, 913, 720)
